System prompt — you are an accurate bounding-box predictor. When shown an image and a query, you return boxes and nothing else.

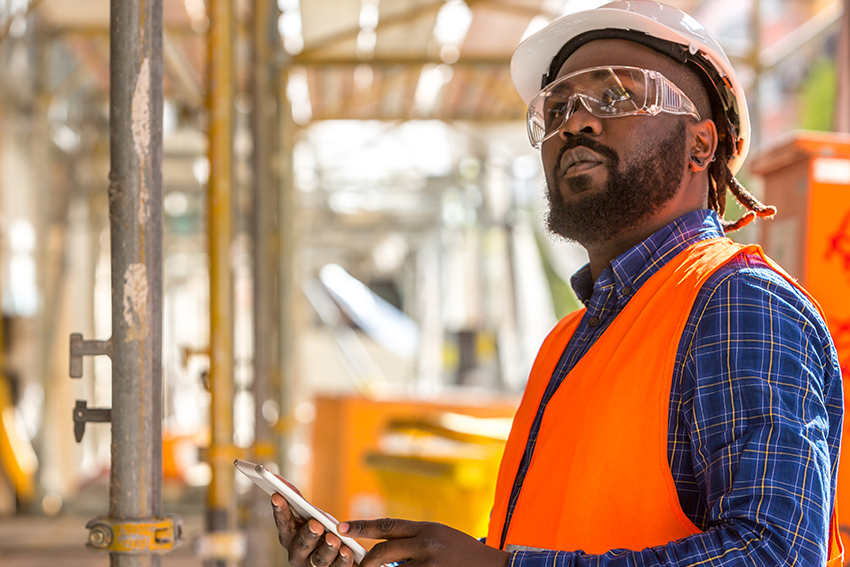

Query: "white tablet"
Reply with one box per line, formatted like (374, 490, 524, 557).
(234, 459, 367, 564)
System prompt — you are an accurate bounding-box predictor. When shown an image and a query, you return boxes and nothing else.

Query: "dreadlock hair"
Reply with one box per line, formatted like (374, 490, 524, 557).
(704, 91, 776, 233)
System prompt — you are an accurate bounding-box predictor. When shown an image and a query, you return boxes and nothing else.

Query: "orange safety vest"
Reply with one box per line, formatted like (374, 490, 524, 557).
(487, 238, 843, 564)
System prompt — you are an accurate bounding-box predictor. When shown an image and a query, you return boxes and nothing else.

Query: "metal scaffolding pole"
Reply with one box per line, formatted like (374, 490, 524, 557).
(69, 0, 182, 564)
(106, 0, 166, 553)
(204, 0, 239, 564)
(246, 1, 282, 564)
(251, 0, 278, 471)
(278, 67, 296, 481)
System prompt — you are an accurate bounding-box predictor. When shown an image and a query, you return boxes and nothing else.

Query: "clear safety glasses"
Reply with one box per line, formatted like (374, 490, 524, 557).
(527, 65, 701, 149)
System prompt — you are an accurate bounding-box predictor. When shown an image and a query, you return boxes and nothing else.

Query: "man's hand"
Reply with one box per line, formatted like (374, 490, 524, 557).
(339, 519, 510, 567)
(270, 488, 355, 567)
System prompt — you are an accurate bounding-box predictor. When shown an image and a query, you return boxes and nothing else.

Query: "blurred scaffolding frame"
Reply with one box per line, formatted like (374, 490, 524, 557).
(0, 0, 847, 565)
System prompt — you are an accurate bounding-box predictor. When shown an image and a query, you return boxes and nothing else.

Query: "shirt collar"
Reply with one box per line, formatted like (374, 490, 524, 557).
(570, 209, 726, 306)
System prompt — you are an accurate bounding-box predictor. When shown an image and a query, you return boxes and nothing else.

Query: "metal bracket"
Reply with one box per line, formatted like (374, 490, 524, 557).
(70, 333, 113, 443)
(86, 515, 184, 555)
(70, 333, 112, 378)
(73, 400, 111, 443)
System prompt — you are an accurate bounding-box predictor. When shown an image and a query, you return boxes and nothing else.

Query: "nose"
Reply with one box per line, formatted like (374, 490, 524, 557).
(559, 97, 603, 139)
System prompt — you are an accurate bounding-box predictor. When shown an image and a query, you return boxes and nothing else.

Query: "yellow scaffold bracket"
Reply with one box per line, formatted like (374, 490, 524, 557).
(198, 443, 247, 464)
(252, 440, 277, 460)
(85, 515, 184, 555)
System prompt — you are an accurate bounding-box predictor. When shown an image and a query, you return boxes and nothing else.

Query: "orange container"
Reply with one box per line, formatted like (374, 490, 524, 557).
(751, 130, 850, 549)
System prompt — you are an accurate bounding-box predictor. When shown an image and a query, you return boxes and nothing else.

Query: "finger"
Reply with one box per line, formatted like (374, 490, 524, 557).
(310, 532, 342, 567)
(339, 518, 421, 540)
(331, 545, 356, 567)
(272, 495, 299, 548)
(272, 492, 290, 514)
(272, 476, 337, 523)
(288, 519, 326, 566)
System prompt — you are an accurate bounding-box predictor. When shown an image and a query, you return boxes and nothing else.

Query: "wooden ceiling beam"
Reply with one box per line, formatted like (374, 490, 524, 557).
(470, 0, 557, 19)
(292, 56, 511, 67)
(308, 111, 523, 121)
(298, 0, 444, 58)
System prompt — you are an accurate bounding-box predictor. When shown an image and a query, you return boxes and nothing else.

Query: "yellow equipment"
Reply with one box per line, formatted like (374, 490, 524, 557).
(0, 374, 37, 502)
(365, 413, 511, 537)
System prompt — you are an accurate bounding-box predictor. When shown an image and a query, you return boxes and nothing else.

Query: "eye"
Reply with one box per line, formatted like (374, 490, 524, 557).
(600, 85, 633, 112)
(545, 102, 568, 124)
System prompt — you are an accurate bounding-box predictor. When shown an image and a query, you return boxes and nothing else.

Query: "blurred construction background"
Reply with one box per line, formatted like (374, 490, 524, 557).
(0, 0, 848, 565)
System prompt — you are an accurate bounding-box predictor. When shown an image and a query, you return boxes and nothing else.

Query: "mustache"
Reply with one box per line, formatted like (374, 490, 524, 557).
(557, 136, 619, 168)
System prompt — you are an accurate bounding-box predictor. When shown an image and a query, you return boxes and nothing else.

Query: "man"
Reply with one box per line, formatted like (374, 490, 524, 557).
(272, 2, 844, 565)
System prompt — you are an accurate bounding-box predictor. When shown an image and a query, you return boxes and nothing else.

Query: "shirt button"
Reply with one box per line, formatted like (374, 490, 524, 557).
(588, 316, 600, 327)
(622, 286, 632, 296)
(514, 472, 526, 487)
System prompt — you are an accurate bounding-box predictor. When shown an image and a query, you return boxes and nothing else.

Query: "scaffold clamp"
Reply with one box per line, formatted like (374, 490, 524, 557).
(85, 515, 184, 555)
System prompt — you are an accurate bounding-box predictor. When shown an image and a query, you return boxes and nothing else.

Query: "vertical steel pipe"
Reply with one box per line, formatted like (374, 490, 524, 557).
(206, 0, 236, 558)
(108, 0, 164, 565)
(251, 0, 278, 470)
(246, 2, 280, 564)
(278, 68, 296, 478)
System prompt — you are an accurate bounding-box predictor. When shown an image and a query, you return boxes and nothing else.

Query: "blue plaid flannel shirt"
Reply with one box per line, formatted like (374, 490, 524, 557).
(499, 210, 843, 566)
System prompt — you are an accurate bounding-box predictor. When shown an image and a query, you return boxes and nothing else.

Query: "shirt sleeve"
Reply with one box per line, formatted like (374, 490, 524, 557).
(504, 264, 842, 567)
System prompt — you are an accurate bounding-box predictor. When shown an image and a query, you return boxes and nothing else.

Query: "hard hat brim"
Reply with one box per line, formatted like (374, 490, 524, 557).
(511, 2, 750, 174)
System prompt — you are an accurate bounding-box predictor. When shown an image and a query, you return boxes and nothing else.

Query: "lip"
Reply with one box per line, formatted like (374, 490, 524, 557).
(560, 146, 605, 175)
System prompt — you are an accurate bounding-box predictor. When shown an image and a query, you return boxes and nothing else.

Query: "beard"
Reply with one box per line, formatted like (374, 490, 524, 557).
(544, 121, 687, 246)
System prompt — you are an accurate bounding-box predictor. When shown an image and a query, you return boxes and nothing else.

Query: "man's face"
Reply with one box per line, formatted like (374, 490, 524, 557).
(541, 40, 691, 246)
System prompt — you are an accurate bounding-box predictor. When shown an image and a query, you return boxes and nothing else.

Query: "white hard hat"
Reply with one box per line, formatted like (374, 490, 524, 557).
(511, 1, 750, 175)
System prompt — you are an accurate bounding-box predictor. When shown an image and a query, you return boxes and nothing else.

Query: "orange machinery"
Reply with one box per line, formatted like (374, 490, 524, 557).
(310, 393, 519, 531)
(751, 130, 850, 547)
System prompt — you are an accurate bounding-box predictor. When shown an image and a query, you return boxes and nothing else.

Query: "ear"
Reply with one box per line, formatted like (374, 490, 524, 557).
(687, 119, 718, 173)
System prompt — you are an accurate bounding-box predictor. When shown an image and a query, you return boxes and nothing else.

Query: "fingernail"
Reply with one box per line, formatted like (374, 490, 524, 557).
(309, 521, 323, 535)
(338, 522, 349, 534)
(271, 494, 284, 508)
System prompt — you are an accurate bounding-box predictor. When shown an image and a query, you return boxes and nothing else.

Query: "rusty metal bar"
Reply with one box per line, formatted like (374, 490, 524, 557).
(251, 0, 278, 470)
(279, 63, 297, 482)
(205, 0, 237, 562)
(245, 1, 281, 565)
(107, 0, 166, 564)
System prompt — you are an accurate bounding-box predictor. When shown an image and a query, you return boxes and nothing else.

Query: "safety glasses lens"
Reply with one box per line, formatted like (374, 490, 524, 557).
(525, 66, 699, 148)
